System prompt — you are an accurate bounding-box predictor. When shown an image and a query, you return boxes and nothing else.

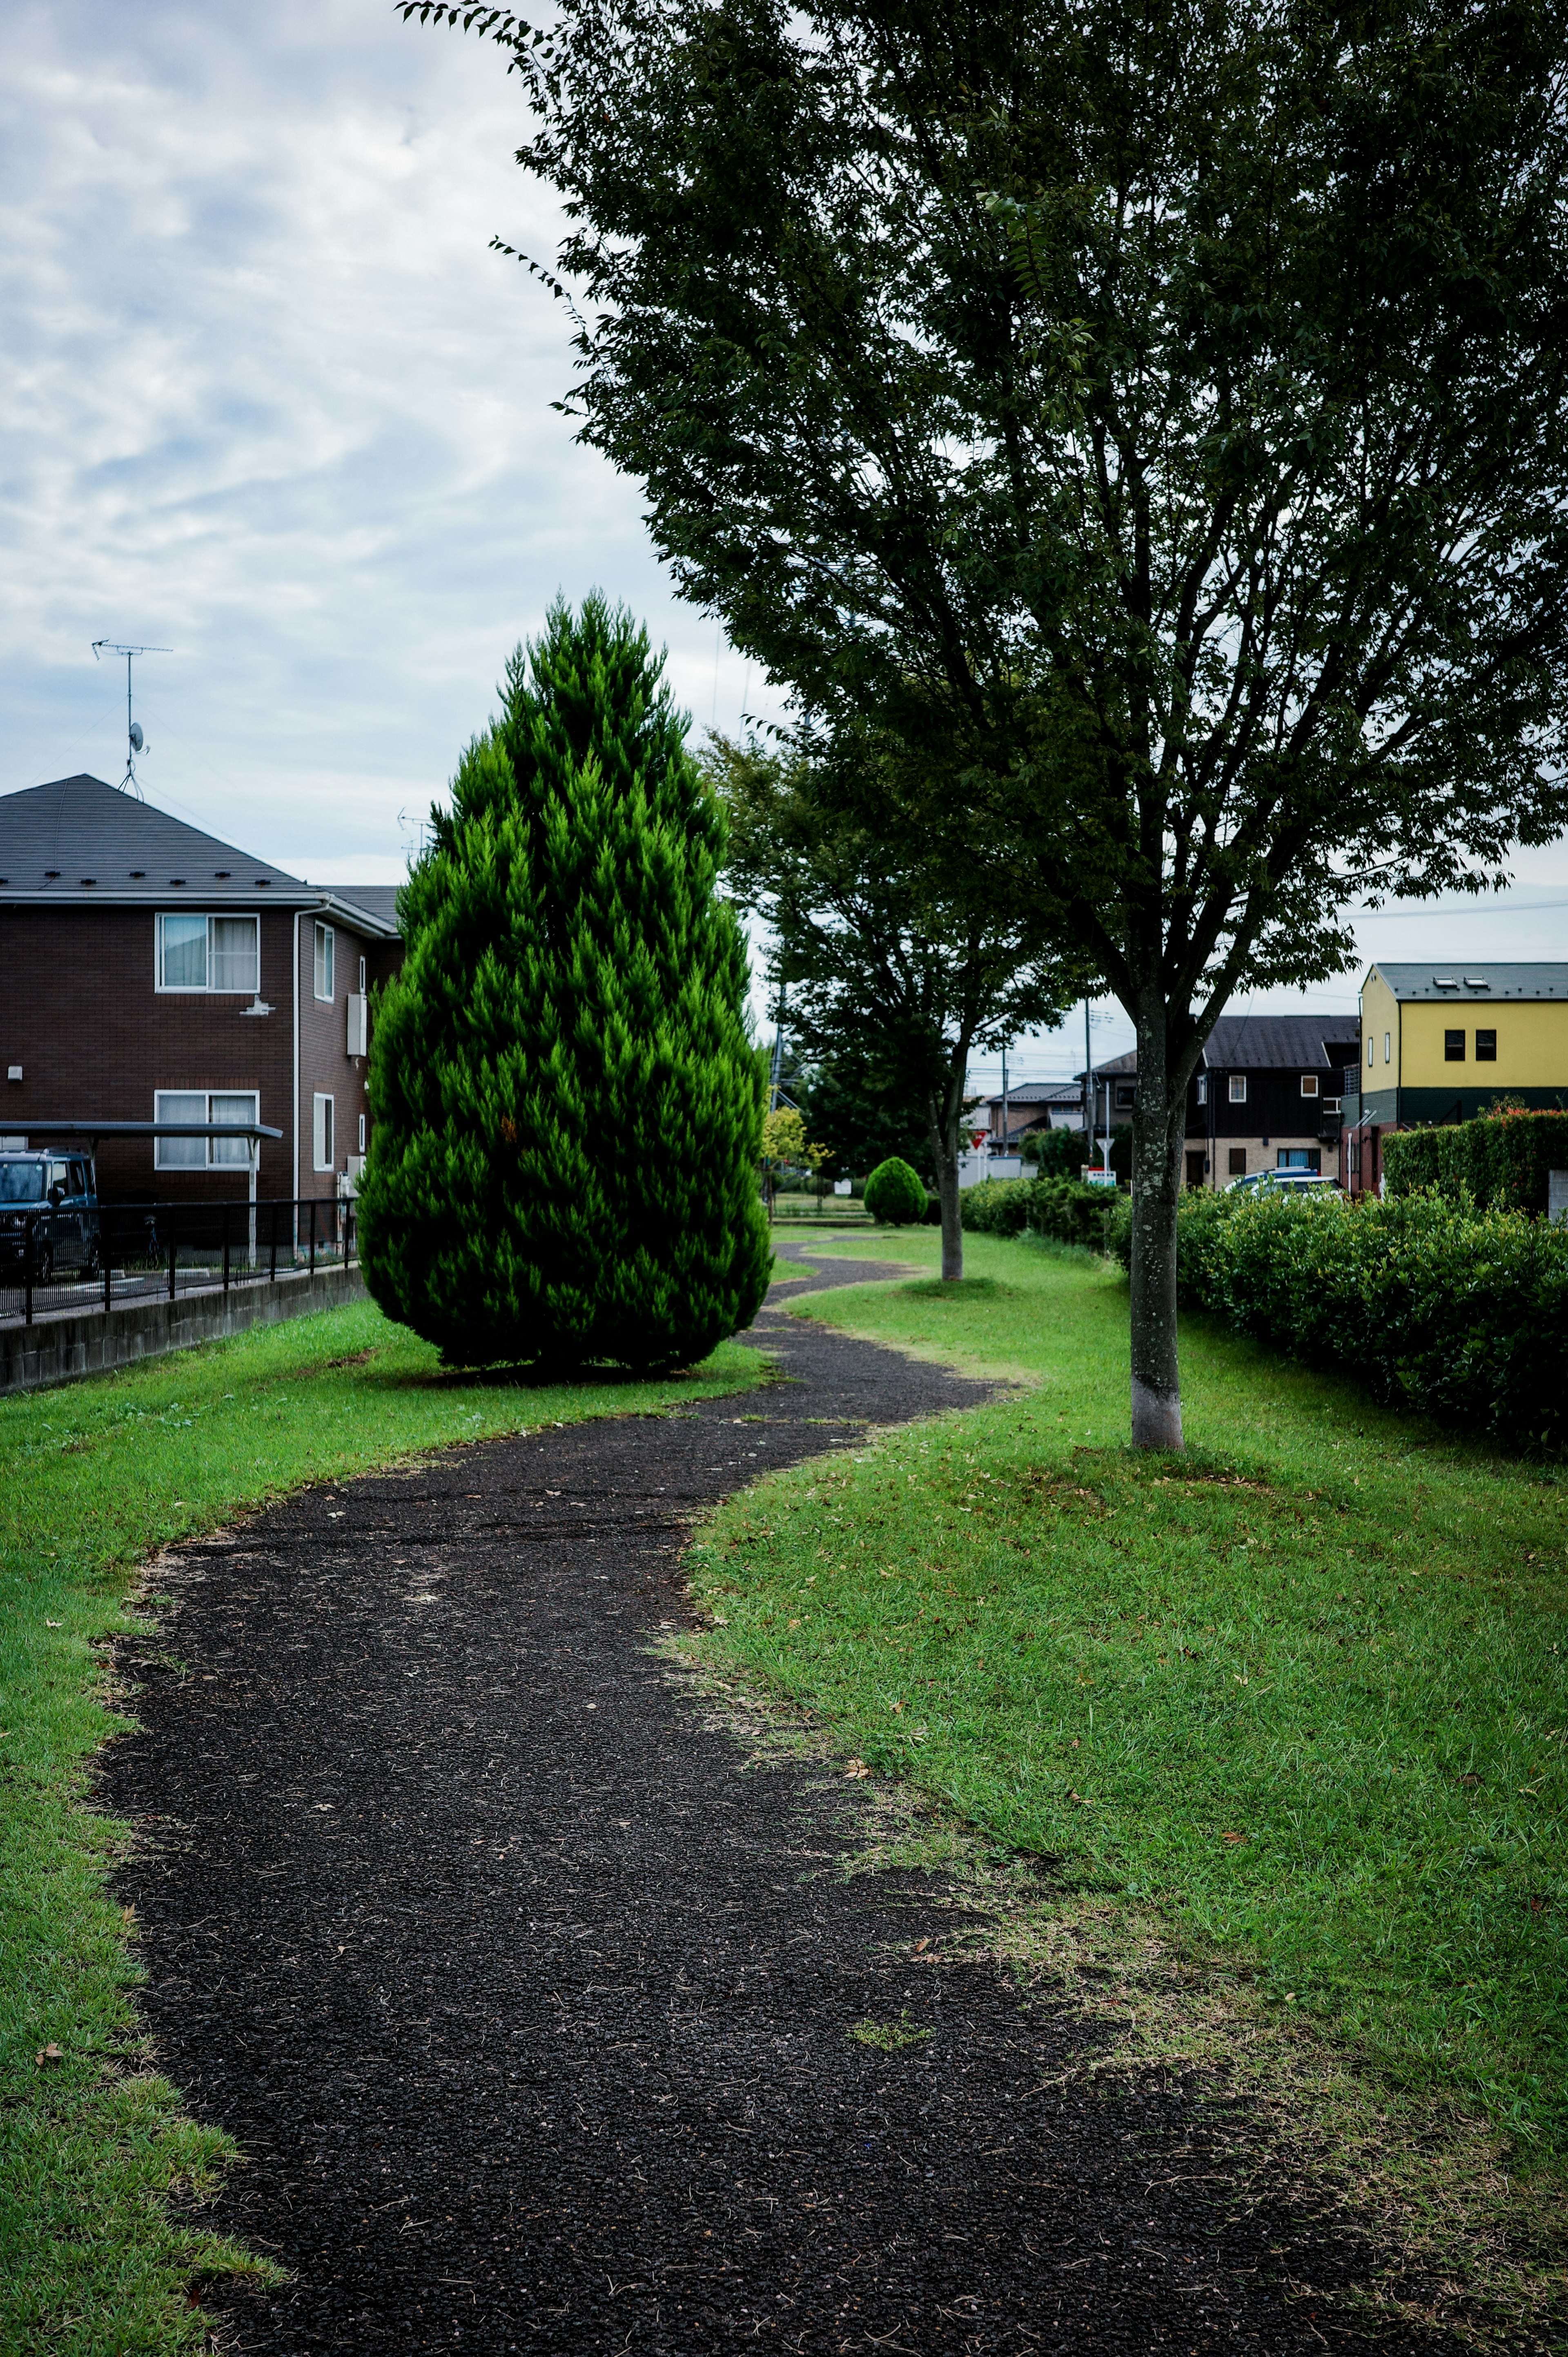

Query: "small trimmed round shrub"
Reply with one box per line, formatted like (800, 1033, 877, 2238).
(864, 1156, 928, 1225)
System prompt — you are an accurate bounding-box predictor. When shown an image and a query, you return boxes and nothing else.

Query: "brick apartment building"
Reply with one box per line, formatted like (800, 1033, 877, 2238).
(0, 774, 401, 1204)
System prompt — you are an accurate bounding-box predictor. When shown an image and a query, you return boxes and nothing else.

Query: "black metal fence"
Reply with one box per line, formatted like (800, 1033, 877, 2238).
(0, 1196, 357, 1327)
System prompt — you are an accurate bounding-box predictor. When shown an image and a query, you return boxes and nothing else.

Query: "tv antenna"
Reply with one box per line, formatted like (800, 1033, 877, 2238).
(91, 641, 171, 796)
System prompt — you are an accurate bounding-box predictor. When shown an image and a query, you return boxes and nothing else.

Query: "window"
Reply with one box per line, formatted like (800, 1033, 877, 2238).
(1115, 1082, 1135, 1108)
(314, 922, 335, 1003)
(1228, 1147, 1247, 1176)
(1384, 1031, 1392, 1063)
(1229, 1074, 1247, 1103)
(156, 913, 259, 994)
(1324, 1096, 1341, 1114)
(358, 955, 367, 992)
(1196, 1073, 1208, 1105)
(1443, 1029, 1465, 1061)
(357, 1112, 367, 1156)
(1367, 1037, 1374, 1069)
(1300, 1073, 1319, 1097)
(1278, 1148, 1321, 1171)
(313, 1092, 335, 1171)
(1475, 1029, 1497, 1062)
(154, 1089, 259, 1170)
(210, 1092, 256, 1167)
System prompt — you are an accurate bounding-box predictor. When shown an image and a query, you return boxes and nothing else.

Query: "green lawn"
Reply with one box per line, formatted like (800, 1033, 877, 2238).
(0, 1300, 763, 2355)
(689, 1230, 1568, 2173)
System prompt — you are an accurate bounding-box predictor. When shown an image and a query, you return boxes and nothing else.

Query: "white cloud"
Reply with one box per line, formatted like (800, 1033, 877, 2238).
(1, 0, 1560, 1061)
(0, 0, 772, 872)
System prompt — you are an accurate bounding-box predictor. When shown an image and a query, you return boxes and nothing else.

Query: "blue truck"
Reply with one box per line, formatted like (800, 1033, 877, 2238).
(0, 1147, 102, 1282)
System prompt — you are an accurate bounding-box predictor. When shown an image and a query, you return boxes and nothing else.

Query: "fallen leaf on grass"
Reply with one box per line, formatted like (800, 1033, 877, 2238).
(45, 1620, 62, 1629)
(844, 1759, 871, 1779)
(1222, 1831, 1247, 1845)
(36, 2043, 62, 2066)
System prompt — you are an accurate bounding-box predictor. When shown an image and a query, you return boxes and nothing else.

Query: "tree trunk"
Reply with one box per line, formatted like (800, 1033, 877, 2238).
(1128, 989, 1185, 1449)
(928, 1098, 964, 1281)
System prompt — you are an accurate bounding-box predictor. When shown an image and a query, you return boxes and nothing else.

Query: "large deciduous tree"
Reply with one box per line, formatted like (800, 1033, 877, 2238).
(708, 729, 1084, 1277)
(410, 0, 1568, 1444)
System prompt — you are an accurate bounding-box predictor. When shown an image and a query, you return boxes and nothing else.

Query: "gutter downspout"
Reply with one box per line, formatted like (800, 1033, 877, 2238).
(292, 911, 301, 1243)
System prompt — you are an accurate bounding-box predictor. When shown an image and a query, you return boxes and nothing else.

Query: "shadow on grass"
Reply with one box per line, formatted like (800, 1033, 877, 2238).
(899, 1276, 1013, 1301)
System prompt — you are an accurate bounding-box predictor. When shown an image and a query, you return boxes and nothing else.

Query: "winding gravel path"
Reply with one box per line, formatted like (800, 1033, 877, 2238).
(103, 1242, 1465, 2353)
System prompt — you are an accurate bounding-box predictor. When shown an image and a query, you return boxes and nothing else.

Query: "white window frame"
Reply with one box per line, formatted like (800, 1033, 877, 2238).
(357, 1112, 367, 1155)
(314, 922, 336, 1003)
(313, 1092, 336, 1172)
(1196, 1074, 1207, 1105)
(155, 912, 260, 995)
(154, 1089, 260, 1171)
(1300, 1073, 1320, 1098)
(1384, 1031, 1392, 1064)
(1229, 1074, 1247, 1103)
(1367, 1037, 1374, 1068)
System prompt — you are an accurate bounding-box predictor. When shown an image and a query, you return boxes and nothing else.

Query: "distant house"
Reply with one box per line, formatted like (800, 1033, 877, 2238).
(1343, 961, 1568, 1195)
(1085, 1050, 1140, 1127)
(1079, 1021, 1356, 1187)
(0, 774, 401, 1204)
(980, 1078, 1084, 1150)
(1186, 1015, 1358, 1188)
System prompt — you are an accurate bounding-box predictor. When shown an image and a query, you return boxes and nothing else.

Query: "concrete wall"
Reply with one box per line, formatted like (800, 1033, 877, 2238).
(0, 1262, 368, 1397)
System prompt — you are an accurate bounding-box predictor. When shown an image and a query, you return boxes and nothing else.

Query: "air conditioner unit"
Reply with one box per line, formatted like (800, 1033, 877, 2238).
(346, 993, 369, 1057)
(340, 1154, 366, 1198)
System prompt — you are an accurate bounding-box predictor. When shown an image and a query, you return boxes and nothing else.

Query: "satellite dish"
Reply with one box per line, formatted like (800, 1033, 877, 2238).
(129, 722, 144, 752)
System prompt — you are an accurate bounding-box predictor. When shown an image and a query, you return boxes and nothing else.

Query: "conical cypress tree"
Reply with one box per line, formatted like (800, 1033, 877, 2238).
(358, 595, 772, 1368)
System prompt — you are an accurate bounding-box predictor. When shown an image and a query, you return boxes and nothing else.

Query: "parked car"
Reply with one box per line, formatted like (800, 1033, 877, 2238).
(0, 1149, 101, 1281)
(1225, 1169, 1341, 1197)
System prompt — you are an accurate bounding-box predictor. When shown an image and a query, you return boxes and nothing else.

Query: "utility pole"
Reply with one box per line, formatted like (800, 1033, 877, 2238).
(1000, 1044, 1009, 1170)
(91, 641, 171, 797)
(768, 983, 787, 1111)
(1083, 998, 1094, 1170)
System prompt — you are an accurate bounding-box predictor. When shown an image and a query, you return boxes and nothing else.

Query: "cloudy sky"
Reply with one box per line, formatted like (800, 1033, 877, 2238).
(3, 0, 1565, 1089)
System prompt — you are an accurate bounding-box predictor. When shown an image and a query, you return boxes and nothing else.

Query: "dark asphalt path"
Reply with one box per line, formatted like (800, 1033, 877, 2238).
(102, 1243, 1465, 2354)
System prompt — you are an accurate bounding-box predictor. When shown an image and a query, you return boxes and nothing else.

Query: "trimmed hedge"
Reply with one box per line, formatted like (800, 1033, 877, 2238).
(1109, 1185, 1568, 1448)
(960, 1175, 1114, 1251)
(864, 1156, 928, 1225)
(1383, 1106, 1568, 1214)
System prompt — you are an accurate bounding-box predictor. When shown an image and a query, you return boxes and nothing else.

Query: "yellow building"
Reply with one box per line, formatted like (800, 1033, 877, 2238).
(1343, 961, 1568, 1192)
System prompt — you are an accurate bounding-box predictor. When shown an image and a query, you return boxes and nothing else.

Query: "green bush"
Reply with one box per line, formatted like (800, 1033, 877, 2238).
(1383, 1107, 1568, 1214)
(1021, 1125, 1087, 1177)
(358, 595, 772, 1368)
(1118, 1185, 1568, 1447)
(863, 1156, 929, 1224)
(962, 1175, 1114, 1251)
